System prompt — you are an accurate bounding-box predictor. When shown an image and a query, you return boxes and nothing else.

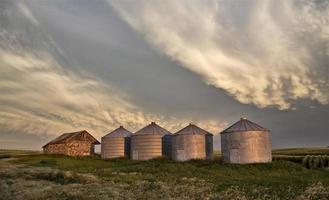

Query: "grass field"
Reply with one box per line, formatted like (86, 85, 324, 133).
(1, 149, 329, 200)
(273, 148, 329, 156)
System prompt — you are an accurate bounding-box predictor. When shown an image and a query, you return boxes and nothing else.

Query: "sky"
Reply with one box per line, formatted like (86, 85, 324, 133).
(0, 0, 328, 150)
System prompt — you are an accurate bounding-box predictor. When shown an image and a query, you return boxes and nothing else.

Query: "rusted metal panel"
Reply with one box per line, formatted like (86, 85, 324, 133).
(221, 131, 272, 164)
(220, 118, 272, 164)
(172, 134, 206, 161)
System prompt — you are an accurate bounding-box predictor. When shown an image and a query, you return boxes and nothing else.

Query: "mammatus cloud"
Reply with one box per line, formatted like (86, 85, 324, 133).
(0, 0, 225, 140)
(0, 50, 225, 136)
(0, 49, 148, 136)
(0, 39, 226, 138)
(0, 38, 226, 138)
(110, 0, 329, 109)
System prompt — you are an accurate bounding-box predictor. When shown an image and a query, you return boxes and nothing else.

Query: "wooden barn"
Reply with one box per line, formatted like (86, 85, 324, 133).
(43, 130, 100, 156)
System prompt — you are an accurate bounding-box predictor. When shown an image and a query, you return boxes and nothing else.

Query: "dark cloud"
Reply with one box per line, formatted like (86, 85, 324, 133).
(0, 0, 328, 150)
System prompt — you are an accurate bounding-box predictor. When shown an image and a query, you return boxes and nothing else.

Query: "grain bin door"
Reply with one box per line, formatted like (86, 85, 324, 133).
(177, 150, 185, 161)
(132, 150, 138, 160)
(229, 149, 240, 163)
(162, 135, 172, 158)
(205, 135, 213, 160)
(124, 137, 131, 158)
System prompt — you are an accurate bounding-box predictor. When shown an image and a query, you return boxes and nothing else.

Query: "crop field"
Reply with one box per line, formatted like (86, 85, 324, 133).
(273, 148, 329, 156)
(1, 149, 329, 200)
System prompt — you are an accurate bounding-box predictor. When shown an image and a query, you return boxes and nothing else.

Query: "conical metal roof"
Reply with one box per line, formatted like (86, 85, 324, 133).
(175, 123, 213, 135)
(134, 122, 172, 136)
(221, 118, 269, 134)
(102, 126, 132, 138)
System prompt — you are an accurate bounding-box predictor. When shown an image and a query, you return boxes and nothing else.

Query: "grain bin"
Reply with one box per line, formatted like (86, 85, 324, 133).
(101, 126, 132, 159)
(172, 123, 213, 161)
(220, 118, 272, 164)
(131, 122, 172, 160)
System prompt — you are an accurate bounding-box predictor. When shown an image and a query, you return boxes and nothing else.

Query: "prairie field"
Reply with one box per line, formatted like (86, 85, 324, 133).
(1, 149, 329, 200)
(273, 148, 329, 156)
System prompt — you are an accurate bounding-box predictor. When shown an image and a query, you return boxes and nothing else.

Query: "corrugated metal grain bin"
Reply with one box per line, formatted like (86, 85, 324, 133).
(131, 122, 172, 160)
(172, 123, 213, 162)
(220, 118, 272, 164)
(101, 126, 132, 159)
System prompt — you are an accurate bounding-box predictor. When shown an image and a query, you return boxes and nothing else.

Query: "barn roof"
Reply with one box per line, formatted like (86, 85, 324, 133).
(134, 122, 172, 136)
(174, 123, 213, 135)
(43, 130, 100, 148)
(221, 118, 269, 134)
(102, 126, 132, 138)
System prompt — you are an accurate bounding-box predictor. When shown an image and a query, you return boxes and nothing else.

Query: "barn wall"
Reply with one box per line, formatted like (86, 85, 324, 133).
(221, 131, 272, 164)
(66, 141, 93, 156)
(44, 144, 66, 154)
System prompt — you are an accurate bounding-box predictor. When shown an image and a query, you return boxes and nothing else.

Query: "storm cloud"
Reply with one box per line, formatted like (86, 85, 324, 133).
(0, 0, 225, 146)
(0, 0, 328, 150)
(111, 0, 329, 109)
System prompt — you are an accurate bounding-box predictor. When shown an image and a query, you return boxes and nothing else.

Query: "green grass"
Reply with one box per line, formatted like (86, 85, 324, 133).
(273, 147, 329, 156)
(0, 149, 41, 157)
(8, 153, 329, 198)
(2, 148, 329, 199)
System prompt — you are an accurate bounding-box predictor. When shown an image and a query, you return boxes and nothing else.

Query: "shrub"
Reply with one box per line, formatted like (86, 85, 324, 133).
(313, 157, 320, 169)
(302, 156, 329, 169)
(273, 155, 304, 164)
(0, 155, 10, 159)
(302, 156, 310, 168)
(319, 156, 325, 168)
(324, 156, 329, 167)
(32, 170, 92, 184)
(38, 159, 57, 167)
(308, 156, 314, 169)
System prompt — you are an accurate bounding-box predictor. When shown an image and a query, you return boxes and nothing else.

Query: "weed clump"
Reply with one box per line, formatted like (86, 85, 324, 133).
(302, 156, 310, 168)
(33, 170, 97, 184)
(296, 182, 329, 200)
(0, 155, 10, 160)
(39, 159, 57, 166)
(302, 156, 329, 169)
